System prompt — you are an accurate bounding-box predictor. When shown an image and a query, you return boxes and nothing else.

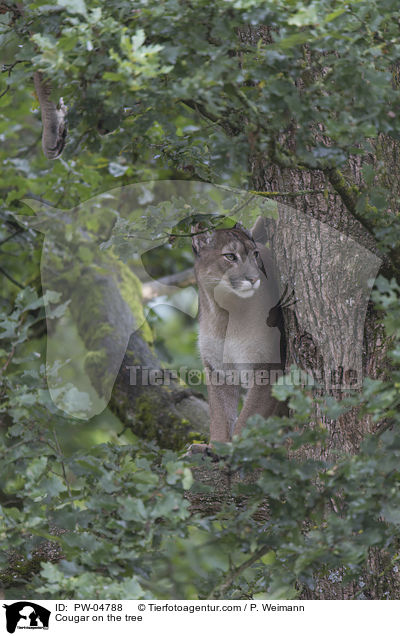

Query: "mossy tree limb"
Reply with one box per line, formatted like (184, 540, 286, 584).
(110, 329, 209, 450)
(44, 243, 209, 448)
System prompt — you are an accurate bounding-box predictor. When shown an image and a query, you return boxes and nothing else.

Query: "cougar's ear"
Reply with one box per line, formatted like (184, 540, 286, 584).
(233, 221, 254, 242)
(250, 216, 268, 244)
(191, 224, 214, 255)
(233, 221, 246, 232)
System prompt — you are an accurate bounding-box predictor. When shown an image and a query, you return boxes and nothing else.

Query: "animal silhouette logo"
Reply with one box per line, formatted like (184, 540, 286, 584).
(3, 602, 50, 633)
(17, 180, 381, 418)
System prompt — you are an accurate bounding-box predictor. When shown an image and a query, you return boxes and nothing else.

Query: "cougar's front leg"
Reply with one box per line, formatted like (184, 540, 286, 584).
(206, 372, 240, 442)
(232, 382, 277, 438)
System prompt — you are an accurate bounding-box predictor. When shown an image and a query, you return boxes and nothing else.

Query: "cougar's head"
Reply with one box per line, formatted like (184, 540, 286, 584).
(192, 225, 265, 299)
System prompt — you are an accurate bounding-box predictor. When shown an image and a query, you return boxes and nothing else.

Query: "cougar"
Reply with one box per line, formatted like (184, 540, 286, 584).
(192, 221, 287, 445)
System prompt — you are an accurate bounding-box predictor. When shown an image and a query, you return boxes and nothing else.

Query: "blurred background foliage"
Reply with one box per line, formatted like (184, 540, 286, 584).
(2, 0, 400, 600)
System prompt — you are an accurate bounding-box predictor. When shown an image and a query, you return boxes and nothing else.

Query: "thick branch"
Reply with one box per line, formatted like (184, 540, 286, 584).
(324, 167, 400, 277)
(142, 268, 196, 301)
(265, 138, 399, 278)
(324, 167, 375, 234)
(44, 248, 209, 448)
(33, 71, 67, 160)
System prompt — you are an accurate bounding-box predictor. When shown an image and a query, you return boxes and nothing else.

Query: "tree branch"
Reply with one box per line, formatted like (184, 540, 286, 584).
(0, 265, 24, 289)
(324, 167, 400, 276)
(324, 167, 375, 234)
(2, 2, 68, 159)
(250, 189, 327, 198)
(33, 71, 67, 160)
(0, 229, 23, 247)
(264, 138, 400, 277)
(209, 543, 272, 599)
(142, 268, 196, 301)
(181, 99, 242, 136)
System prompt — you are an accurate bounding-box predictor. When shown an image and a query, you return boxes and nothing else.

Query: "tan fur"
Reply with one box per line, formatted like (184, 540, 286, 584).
(193, 226, 284, 442)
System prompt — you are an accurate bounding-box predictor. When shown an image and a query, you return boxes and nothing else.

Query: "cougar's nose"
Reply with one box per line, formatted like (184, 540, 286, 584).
(246, 276, 259, 285)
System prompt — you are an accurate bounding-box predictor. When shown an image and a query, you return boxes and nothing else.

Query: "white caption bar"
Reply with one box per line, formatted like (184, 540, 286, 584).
(2, 599, 398, 636)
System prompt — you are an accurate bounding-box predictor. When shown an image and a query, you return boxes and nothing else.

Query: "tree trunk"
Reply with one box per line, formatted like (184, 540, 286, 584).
(250, 154, 386, 449)
(249, 141, 397, 599)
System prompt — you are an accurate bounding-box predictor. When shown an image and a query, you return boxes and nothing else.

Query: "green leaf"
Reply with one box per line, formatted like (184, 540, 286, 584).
(288, 6, 319, 27)
(40, 475, 67, 498)
(56, 0, 87, 16)
(119, 497, 147, 522)
(261, 551, 276, 566)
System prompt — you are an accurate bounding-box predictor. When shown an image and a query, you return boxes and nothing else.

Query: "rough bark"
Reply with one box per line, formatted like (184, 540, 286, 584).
(33, 72, 67, 160)
(248, 118, 398, 604)
(109, 328, 210, 450)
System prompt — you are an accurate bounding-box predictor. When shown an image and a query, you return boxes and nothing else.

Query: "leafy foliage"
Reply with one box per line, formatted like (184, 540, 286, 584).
(0, 332, 396, 601)
(1, 277, 400, 599)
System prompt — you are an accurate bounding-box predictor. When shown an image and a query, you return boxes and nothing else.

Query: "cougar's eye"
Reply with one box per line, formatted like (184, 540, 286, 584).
(254, 250, 260, 258)
(223, 253, 237, 262)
